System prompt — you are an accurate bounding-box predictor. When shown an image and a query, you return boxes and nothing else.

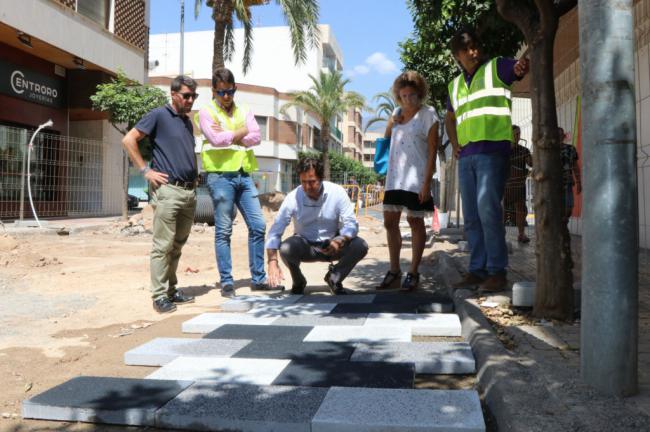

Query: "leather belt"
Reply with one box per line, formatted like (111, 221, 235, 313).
(168, 180, 197, 190)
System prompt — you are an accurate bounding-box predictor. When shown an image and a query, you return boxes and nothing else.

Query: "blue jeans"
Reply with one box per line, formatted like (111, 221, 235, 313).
(207, 172, 266, 286)
(458, 153, 509, 276)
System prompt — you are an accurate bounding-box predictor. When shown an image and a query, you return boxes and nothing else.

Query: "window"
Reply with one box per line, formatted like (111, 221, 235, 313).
(347, 126, 355, 143)
(364, 140, 375, 149)
(77, 0, 110, 28)
(364, 154, 373, 162)
(255, 116, 268, 140)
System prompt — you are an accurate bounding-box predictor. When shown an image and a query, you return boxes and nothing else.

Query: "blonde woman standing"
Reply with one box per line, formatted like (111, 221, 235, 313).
(377, 71, 439, 291)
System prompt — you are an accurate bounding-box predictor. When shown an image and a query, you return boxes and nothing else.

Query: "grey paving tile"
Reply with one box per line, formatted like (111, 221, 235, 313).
(312, 387, 485, 431)
(295, 294, 376, 304)
(272, 360, 414, 389)
(304, 326, 411, 343)
(271, 313, 367, 327)
(233, 341, 355, 361)
(22, 376, 192, 426)
(247, 303, 337, 317)
(220, 300, 253, 312)
(182, 313, 277, 334)
(156, 382, 328, 432)
(204, 324, 313, 342)
(351, 342, 475, 374)
(364, 313, 462, 337)
(146, 357, 290, 385)
(124, 338, 252, 366)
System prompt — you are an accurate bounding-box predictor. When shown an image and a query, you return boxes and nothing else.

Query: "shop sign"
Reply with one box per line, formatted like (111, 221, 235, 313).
(0, 62, 65, 108)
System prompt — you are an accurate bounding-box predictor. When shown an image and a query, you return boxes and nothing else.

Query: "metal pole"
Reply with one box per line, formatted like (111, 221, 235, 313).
(19, 135, 27, 222)
(180, 0, 185, 75)
(579, 0, 638, 396)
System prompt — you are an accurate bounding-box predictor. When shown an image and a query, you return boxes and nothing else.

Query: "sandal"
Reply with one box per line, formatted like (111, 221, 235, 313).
(400, 272, 420, 292)
(376, 271, 402, 290)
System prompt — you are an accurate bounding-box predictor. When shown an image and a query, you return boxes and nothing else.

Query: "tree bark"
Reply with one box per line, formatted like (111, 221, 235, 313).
(211, 0, 231, 74)
(528, 19, 574, 320)
(321, 122, 330, 180)
(496, 0, 575, 320)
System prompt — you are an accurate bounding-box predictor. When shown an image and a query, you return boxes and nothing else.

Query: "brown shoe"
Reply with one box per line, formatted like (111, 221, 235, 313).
(453, 273, 485, 289)
(479, 274, 508, 292)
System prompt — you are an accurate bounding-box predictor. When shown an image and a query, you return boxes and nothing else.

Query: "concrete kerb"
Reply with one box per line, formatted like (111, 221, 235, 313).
(435, 251, 570, 431)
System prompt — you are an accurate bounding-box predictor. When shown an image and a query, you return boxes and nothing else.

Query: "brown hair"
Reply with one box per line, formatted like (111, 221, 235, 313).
(391, 71, 428, 107)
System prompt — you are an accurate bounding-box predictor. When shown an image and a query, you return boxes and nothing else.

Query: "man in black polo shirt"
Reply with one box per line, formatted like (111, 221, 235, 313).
(122, 75, 199, 313)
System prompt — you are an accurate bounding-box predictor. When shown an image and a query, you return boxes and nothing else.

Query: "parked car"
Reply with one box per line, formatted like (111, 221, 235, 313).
(127, 194, 139, 210)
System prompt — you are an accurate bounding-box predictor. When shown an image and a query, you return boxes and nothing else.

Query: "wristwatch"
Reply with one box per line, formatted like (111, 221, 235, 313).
(140, 166, 151, 176)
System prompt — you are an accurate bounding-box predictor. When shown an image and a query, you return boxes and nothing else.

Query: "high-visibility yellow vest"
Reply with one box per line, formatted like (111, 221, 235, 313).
(448, 58, 513, 147)
(194, 100, 258, 172)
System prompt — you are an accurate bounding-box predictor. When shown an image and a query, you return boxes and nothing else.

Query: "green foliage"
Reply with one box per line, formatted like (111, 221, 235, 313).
(91, 71, 168, 160)
(283, 70, 365, 178)
(364, 91, 397, 133)
(90, 71, 168, 134)
(399, 0, 524, 110)
(195, 0, 319, 73)
(298, 150, 378, 185)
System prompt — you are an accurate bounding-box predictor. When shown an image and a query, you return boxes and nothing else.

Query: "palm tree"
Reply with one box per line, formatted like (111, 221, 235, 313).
(363, 91, 397, 133)
(194, 0, 319, 75)
(282, 70, 365, 180)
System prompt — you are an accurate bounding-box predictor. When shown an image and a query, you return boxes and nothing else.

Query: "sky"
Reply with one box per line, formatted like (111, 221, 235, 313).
(149, 0, 415, 114)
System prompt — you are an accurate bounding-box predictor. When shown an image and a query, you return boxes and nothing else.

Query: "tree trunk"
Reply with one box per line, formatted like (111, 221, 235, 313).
(211, 1, 230, 74)
(529, 27, 574, 320)
(321, 123, 330, 180)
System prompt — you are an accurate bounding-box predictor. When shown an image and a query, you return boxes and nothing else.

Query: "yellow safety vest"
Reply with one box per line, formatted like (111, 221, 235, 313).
(194, 100, 258, 172)
(448, 58, 513, 146)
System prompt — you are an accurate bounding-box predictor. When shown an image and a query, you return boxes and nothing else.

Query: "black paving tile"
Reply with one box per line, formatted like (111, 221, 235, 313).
(272, 360, 415, 389)
(204, 324, 313, 342)
(233, 341, 355, 361)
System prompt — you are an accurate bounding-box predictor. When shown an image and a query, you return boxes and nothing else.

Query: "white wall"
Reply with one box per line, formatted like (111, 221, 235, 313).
(149, 25, 340, 92)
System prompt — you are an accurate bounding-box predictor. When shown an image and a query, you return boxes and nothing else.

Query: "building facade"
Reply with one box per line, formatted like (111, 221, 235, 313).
(342, 108, 364, 162)
(148, 25, 347, 188)
(362, 131, 382, 169)
(0, 0, 149, 220)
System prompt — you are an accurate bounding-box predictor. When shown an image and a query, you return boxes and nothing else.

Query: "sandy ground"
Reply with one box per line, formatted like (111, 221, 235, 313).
(0, 208, 455, 431)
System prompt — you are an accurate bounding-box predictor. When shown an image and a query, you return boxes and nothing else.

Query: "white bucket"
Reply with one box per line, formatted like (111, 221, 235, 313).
(438, 212, 449, 229)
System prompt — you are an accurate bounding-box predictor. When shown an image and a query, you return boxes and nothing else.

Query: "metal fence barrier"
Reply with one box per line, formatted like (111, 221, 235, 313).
(1, 125, 122, 221)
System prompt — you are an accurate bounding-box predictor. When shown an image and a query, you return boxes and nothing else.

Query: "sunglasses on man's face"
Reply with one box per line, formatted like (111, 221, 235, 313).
(179, 92, 199, 100)
(215, 88, 236, 97)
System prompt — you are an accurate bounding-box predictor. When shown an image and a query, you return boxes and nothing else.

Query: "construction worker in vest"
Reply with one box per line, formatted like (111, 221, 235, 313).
(196, 68, 284, 297)
(445, 28, 529, 293)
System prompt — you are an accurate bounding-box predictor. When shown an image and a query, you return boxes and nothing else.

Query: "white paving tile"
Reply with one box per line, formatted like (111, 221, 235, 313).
(303, 326, 411, 343)
(124, 338, 251, 366)
(182, 313, 277, 333)
(364, 313, 462, 337)
(146, 357, 290, 385)
(312, 387, 485, 432)
(247, 303, 337, 318)
(351, 342, 475, 374)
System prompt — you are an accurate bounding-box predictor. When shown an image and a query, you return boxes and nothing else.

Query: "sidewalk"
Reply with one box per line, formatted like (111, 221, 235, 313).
(443, 227, 650, 431)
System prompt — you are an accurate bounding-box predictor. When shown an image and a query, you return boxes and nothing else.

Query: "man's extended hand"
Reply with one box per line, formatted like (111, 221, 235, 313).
(418, 183, 431, 204)
(452, 144, 461, 159)
(145, 170, 169, 188)
(267, 260, 284, 288)
(322, 237, 345, 256)
(514, 57, 530, 78)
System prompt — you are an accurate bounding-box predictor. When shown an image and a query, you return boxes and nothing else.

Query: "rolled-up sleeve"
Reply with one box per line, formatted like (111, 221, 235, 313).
(199, 109, 234, 147)
(265, 196, 296, 249)
(337, 189, 359, 238)
(241, 111, 261, 147)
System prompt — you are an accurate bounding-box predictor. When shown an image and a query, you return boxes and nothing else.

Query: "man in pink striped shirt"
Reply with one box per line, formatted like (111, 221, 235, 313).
(196, 68, 282, 297)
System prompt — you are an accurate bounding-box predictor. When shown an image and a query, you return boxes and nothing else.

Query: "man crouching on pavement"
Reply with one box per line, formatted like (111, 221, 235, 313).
(265, 157, 368, 295)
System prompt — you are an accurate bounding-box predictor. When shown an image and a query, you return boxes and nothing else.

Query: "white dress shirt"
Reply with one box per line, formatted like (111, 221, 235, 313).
(265, 181, 359, 249)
